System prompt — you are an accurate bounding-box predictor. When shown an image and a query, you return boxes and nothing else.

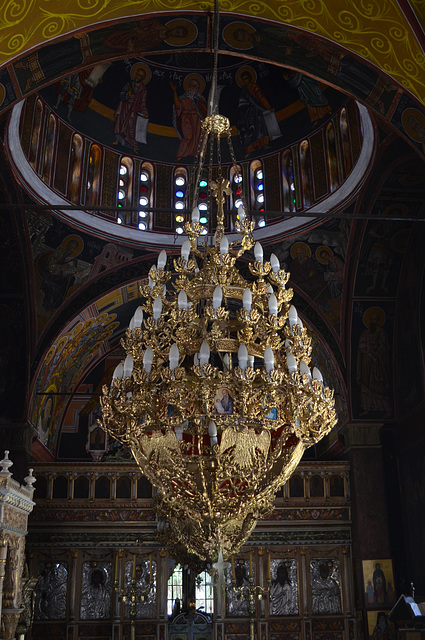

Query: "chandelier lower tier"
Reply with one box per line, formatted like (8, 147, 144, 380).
(100, 117, 336, 567)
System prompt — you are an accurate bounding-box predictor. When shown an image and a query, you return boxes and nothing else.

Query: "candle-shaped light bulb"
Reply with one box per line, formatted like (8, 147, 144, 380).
(143, 346, 154, 374)
(288, 304, 298, 329)
(313, 367, 323, 382)
(213, 285, 223, 310)
(129, 316, 136, 331)
(248, 355, 254, 369)
(238, 205, 246, 221)
(223, 353, 230, 371)
(181, 239, 190, 262)
(254, 241, 263, 263)
(270, 253, 280, 273)
(264, 346, 274, 373)
(123, 354, 134, 378)
(199, 341, 210, 368)
(208, 420, 217, 437)
(193, 352, 200, 366)
(175, 425, 183, 441)
(178, 290, 188, 310)
(153, 296, 162, 321)
(300, 360, 311, 381)
(112, 362, 124, 380)
(268, 293, 278, 316)
(191, 206, 200, 223)
(169, 343, 179, 371)
(220, 235, 229, 256)
(287, 353, 297, 374)
(238, 343, 248, 371)
(243, 288, 252, 313)
(133, 306, 143, 329)
(157, 249, 167, 269)
(148, 265, 156, 289)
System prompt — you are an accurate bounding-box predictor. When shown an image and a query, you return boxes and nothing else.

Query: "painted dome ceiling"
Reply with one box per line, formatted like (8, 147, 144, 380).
(37, 52, 349, 164)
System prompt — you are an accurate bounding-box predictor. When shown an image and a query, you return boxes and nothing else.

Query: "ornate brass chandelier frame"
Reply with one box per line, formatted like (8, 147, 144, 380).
(100, 133, 336, 565)
(100, 3, 337, 568)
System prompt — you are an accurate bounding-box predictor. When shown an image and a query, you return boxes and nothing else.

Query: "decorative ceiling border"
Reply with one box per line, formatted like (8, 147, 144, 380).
(0, 1, 424, 104)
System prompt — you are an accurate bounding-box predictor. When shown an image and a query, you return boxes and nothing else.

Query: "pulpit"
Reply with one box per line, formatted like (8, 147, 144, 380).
(388, 595, 425, 640)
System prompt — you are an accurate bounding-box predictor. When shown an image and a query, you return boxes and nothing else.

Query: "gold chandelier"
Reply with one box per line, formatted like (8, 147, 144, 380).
(100, 114, 337, 566)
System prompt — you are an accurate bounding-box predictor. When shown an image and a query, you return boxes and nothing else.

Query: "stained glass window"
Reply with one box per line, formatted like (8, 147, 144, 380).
(173, 167, 188, 235)
(68, 134, 83, 203)
(42, 113, 56, 184)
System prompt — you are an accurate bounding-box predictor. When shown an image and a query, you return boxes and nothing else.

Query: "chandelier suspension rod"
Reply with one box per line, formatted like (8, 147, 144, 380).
(207, 0, 220, 117)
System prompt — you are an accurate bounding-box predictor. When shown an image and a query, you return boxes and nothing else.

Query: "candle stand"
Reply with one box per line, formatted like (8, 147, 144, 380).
(231, 552, 271, 640)
(113, 554, 154, 640)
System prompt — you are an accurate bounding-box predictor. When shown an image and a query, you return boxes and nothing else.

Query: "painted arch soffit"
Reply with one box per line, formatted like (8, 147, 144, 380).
(0, 1, 424, 106)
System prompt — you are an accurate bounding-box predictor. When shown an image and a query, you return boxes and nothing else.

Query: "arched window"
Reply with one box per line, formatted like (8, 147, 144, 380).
(117, 157, 133, 225)
(282, 150, 296, 213)
(340, 107, 352, 177)
(29, 99, 43, 169)
(52, 475, 68, 499)
(74, 476, 89, 499)
(196, 172, 209, 235)
(250, 160, 266, 228)
(42, 113, 56, 184)
(326, 121, 339, 191)
(172, 166, 188, 235)
(299, 140, 312, 208)
(229, 164, 244, 229)
(68, 134, 83, 203)
(86, 144, 102, 207)
(138, 161, 153, 230)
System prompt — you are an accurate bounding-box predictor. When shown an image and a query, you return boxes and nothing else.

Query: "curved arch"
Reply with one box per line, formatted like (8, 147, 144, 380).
(1, 3, 424, 106)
